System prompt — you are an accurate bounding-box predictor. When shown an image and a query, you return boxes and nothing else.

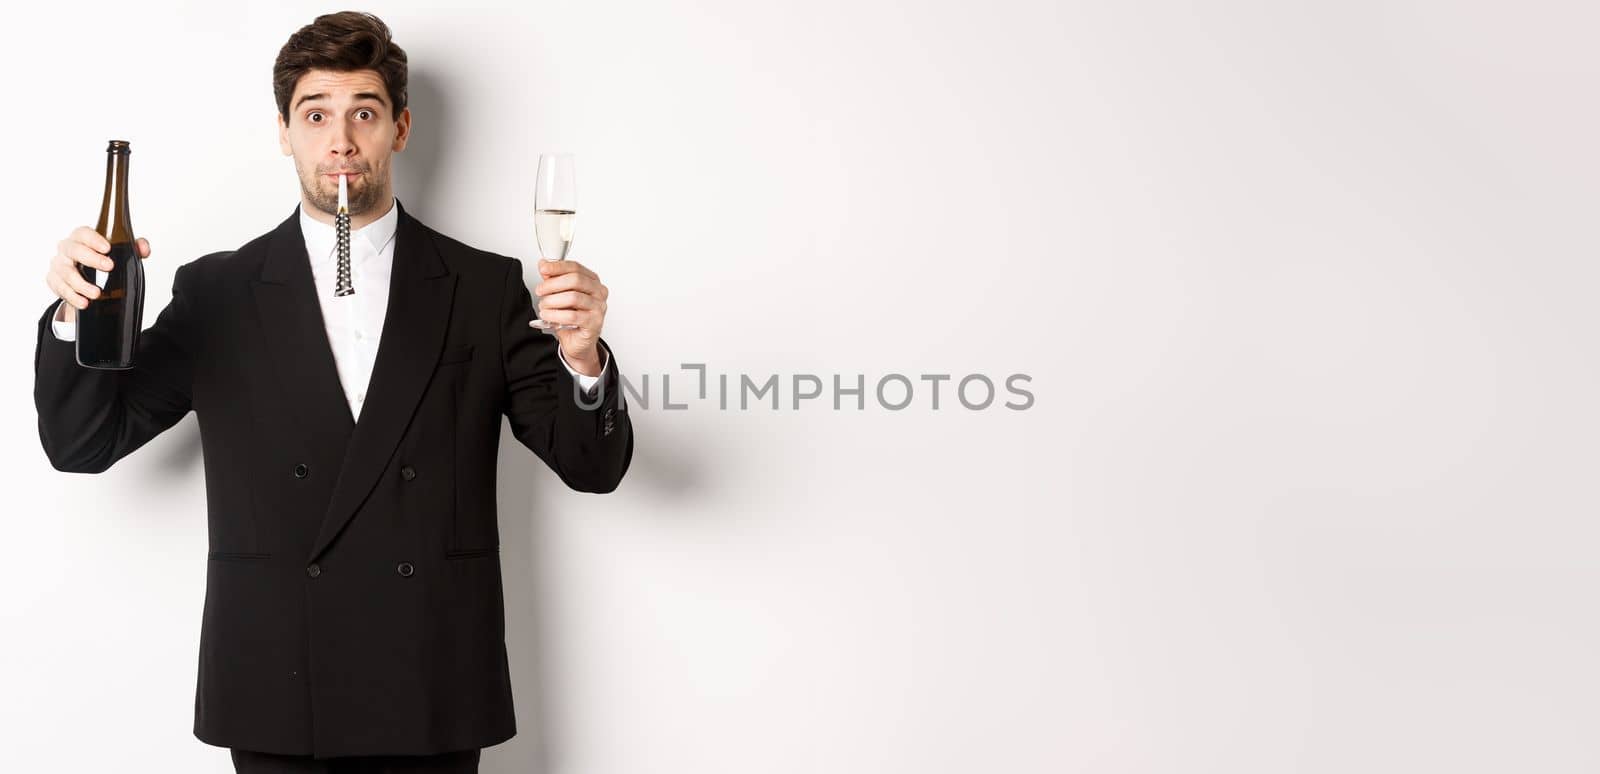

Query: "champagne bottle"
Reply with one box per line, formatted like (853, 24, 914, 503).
(77, 139, 145, 369)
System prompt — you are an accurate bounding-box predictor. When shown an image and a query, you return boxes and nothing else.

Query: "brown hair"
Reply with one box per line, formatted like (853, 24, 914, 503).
(273, 11, 408, 126)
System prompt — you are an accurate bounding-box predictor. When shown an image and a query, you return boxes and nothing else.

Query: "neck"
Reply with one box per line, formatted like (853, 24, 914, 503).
(301, 190, 395, 230)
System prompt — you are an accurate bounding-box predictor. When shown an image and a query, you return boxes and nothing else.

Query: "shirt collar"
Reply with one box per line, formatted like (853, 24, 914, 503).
(300, 196, 400, 265)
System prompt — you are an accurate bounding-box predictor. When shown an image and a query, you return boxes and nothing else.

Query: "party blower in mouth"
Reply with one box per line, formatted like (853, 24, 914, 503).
(334, 172, 354, 297)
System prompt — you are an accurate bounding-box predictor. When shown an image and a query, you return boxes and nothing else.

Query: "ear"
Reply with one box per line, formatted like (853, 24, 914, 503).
(278, 112, 292, 156)
(392, 106, 411, 153)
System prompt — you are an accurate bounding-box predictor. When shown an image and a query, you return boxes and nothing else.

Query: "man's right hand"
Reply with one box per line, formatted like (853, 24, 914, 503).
(46, 227, 151, 323)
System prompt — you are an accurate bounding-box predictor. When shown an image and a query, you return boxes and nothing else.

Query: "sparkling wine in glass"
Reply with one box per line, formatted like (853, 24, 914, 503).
(530, 152, 578, 333)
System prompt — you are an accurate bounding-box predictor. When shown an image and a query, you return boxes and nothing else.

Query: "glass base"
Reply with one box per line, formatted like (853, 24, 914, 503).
(529, 319, 576, 334)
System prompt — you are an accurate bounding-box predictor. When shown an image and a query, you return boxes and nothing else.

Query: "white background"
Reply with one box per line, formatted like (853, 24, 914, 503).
(3, 1, 1597, 772)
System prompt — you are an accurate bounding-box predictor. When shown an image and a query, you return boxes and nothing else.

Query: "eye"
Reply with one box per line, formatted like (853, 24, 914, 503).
(357, 108, 374, 120)
(307, 111, 324, 123)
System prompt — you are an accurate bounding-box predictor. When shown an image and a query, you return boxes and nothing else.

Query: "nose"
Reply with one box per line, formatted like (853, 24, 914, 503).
(328, 116, 357, 162)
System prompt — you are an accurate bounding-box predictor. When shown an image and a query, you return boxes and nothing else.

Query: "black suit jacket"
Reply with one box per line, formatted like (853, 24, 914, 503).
(32, 200, 633, 757)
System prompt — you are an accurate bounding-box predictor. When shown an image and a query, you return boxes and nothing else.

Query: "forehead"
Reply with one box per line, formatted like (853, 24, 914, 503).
(292, 69, 388, 103)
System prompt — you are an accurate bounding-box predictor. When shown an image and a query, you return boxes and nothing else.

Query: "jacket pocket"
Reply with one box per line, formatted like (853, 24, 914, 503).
(444, 546, 498, 561)
(208, 550, 275, 563)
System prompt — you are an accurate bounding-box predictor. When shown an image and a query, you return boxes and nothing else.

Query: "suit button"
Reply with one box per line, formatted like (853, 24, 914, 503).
(401, 465, 416, 481)
(396, 561, 415, 577)
(294, 463, 309, 478)
(306, 563, 321, 578)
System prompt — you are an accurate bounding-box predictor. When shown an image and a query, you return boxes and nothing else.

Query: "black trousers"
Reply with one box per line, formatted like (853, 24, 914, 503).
(230, 748, 481, 773)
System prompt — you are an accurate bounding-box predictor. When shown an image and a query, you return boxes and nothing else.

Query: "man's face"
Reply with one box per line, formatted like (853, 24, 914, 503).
(278, 68, 410, 218)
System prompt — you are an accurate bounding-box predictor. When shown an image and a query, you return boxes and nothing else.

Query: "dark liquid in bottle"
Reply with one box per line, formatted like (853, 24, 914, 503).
(75, 241, 144, 369)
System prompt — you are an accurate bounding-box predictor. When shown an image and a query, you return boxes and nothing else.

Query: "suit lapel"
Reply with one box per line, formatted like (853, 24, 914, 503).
(310, 199, 458, 562)
(250, 209, 356, 453)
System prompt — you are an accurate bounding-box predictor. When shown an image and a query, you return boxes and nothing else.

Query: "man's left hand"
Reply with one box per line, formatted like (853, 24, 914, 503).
(530, 259, 608, 376)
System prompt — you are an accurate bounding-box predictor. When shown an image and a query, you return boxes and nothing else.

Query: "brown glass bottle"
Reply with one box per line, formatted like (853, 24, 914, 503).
(77, 140, 145, 369)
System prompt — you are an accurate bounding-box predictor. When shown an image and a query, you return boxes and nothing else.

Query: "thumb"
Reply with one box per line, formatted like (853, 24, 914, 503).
(136, 237, 151, 259)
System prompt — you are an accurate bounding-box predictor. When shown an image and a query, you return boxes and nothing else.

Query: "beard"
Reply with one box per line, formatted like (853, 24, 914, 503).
(299, 164, 386, 217)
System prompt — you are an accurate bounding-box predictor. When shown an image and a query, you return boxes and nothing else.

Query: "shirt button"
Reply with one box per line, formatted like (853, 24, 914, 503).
(294, 463, 309, 478)
(396, 561, 415, 577)
(355, 391, 366, 402)
(306, 563, 321, 578)
(355, 330, 365, 341)
(401, 465, 416, 481)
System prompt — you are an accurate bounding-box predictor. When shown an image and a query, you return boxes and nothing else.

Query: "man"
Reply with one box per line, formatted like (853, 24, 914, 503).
(33, 11, 632, 773)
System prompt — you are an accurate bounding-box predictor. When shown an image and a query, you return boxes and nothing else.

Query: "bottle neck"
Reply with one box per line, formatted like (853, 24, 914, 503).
(97, 151, 134, 243)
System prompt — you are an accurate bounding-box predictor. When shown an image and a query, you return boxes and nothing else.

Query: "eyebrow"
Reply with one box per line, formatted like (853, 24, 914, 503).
(293, 91, 388, 111)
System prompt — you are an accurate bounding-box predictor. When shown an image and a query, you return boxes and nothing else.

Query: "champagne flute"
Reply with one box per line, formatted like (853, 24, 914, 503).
(530, 152, 578, 333)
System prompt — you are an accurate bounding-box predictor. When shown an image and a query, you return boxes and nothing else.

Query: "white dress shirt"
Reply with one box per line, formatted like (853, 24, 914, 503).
(50, 197, 608, 420)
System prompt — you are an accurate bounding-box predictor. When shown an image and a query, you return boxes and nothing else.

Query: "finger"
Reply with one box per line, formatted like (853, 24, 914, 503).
(61, 240, 114, 272)
(532, 307, 585, 326)
(567, 262, 600, 283)
(536, 290, 598, 311)
(58, 264, 103, 302)
(137, 237, 150, 258)
(537, 259, 599, 282)
(52, 253, 102, 281)
(536, 259, 573, 277)
(565, 261, 599, 281)
(45, 273, 75, 307)
(535, 299, 600, 325)
(69, 226, 110, 255)
(533, 272, 599, 297)
(47, 273, 91, 310)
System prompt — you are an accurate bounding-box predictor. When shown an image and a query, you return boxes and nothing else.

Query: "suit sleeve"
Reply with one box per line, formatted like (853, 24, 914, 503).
(499, 257, 633, 493)
(33, 262, 199, 473)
